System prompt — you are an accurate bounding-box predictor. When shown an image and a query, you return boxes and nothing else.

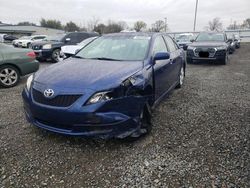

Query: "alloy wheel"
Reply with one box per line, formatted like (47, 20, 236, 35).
(0, 68, 18, 86)
(179, 66, 184, 86)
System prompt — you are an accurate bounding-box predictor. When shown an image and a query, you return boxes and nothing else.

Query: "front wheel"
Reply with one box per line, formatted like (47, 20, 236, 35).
(0, 65, 20, 88)
(130, 105, 152, 139)
(222, 53, 229, 65)
(51, 49, 63, 63)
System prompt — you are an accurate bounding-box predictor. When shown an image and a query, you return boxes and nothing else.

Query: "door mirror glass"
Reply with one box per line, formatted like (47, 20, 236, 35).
(154, 52, 170, 61)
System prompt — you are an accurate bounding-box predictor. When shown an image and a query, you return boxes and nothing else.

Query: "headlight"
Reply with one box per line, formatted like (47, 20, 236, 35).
(216, 46, 227, 50)
(42, 44, 52, 49)
(26, 75, 33, 91)
(86, 91, 113, 105)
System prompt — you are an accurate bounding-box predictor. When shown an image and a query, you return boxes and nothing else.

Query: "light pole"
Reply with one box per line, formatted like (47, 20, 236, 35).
(193, 0, 199, 32)
(164, 17, 167, 32)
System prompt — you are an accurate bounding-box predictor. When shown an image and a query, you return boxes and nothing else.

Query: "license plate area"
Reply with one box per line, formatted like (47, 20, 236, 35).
(199, 51, 209, 58)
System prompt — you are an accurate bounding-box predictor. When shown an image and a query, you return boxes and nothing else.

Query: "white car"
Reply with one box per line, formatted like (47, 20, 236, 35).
(12, 35, 47, 48)
(61, 36, 98, 58)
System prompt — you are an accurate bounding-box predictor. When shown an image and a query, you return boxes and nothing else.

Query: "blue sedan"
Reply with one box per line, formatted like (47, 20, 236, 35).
(22, 32, 186, 139)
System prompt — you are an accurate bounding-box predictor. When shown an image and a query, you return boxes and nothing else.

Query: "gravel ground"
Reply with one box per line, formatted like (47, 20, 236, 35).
(0, 44, 249, 188)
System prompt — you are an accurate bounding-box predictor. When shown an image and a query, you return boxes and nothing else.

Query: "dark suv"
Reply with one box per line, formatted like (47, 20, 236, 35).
(31, 32, 99, 62)
(186, 32, 230, 65)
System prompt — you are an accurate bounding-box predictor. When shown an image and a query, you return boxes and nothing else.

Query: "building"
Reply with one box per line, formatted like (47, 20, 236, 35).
(0, 25, 65, 37)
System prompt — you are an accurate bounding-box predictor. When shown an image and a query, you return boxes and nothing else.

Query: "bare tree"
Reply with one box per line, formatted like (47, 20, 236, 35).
(151, 20, 166, 32)
(241, 18, 250, 29)
(87, 16, 100, 31)
(206, 17, 223, 32)
(134, 21, 147, 32)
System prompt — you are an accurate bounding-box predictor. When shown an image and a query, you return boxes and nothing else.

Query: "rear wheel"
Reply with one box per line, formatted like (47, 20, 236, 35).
(0, 65, 20, 88)
(176, 65, 185, 88)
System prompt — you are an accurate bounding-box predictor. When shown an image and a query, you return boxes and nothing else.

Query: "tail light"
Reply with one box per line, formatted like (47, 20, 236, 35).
(26, 51, 36, 59)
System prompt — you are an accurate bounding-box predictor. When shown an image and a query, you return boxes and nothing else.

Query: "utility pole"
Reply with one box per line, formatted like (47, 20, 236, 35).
(164, 17, 167, 32)
(193, 0, 199, 32)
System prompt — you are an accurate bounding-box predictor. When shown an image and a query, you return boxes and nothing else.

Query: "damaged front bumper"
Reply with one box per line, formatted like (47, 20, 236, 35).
(22, 89, 149, 139)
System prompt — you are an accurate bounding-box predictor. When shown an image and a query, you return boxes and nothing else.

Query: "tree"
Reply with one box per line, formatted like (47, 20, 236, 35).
(134, 21, 147, 32)
(241, 18, 250, 29)
(227, 21, 241, 30)
(87, 17, 99, 31)
(40, 18, 63, 30)
(151, 20, 166, 32)
(94, 23, 106, 34)
(105, 22, 123, 33)
(206, 17, 223, 32)
(64, 21, 80, 32)
(17, 21, 36, 26)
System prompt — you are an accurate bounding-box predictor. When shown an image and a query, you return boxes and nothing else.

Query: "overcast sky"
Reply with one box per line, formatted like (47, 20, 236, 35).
(0, 0, 249, 31)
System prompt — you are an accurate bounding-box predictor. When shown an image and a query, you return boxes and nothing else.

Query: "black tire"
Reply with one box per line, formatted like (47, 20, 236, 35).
(221, 53, 229, 65)
(37, 58, 46, 62)
(186, 58, 193, 64)
(51, 49, 63, 63)
(176, 65, 185, 89)
(129, 105, 152, 139)
(27, 43, 31, 48)
(0, 65, 20, 88)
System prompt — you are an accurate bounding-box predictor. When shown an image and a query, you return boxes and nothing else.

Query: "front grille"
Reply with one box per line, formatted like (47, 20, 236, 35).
(32, 45, 42, 50)
(32, 89, 82, 107)
(194, 47, 216, 57)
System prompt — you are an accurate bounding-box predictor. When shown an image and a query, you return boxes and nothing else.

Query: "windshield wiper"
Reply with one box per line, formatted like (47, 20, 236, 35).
(90, 57, 122, 61)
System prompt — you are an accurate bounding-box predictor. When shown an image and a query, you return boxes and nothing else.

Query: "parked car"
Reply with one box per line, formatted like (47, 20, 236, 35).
(175, 33, 194, 50)
(0, 34, 17, 43)
(31, 32, 99, 63)
(234, 34, 241, 48)
(186, 32, 230, 65)
(12, 35, 47, 48)
(22, 32, 186, 139)
(61, 36, 98, 58)
(227, 33, 236, 54)
(0, 43, 39, 88)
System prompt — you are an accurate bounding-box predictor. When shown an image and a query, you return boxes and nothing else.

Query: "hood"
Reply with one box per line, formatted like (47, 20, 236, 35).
(32, 40, 63, 46)
(34, 58, 143, 91)
(189, 41, 226, 47)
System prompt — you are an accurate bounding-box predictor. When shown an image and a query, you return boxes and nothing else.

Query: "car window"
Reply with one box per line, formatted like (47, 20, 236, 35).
(76, 35, 151, 61)
(33, 36, 45, 40)
(196, 33, 225, 42)
(152, 36, 168, 55)
(164, 36, 178, 52)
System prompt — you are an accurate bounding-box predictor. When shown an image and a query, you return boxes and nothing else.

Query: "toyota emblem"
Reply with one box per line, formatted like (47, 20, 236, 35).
(44, 89, 54, 98)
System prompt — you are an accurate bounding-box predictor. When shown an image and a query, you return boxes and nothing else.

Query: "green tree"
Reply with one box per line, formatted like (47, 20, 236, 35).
(64, 21, 80, 32)
(40, 18, 63, 30)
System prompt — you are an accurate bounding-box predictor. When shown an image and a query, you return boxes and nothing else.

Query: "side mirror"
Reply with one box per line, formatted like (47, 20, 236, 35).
(154, 52, 170, 61)
(227, 39, 232, 43)
(190, 39, 195, 42)
(176, 39, 179, 42)
(65, 38, 71, 42)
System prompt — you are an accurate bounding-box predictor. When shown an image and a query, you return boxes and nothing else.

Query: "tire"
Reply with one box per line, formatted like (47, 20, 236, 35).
(0, 65, 20, 88)
(129, 105, 152, 139)
(51, 49, 63, 63)
(37, 58, 46, 62)
(186, 58, 193, 64)
(221, 53, 229, 65)
(27, 43, 31, 48)
(176, 65, 185, 88)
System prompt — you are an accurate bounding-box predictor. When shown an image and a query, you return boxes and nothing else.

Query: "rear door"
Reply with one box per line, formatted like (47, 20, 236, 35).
(153, 35, 173, 99)
(164, 35, 183, 86)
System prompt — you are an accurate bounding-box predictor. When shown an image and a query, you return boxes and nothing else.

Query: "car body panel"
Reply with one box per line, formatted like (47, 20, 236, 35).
(0, 43, 39, 75)
(23, 32, 185, 138)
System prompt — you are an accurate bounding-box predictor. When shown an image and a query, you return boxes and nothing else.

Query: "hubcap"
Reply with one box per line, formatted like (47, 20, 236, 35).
(0, 68, 18, 86)
(53, 50, 63, 62)
(179, 67, 184, 85)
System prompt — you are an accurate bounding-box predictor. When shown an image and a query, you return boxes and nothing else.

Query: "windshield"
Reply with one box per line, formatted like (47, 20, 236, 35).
(76, 35, 151, 61)
(79, 37, 98, 47)
(44, 35, 65, 42)
(196, 33, 225, 42)
(19, 36, 32, 40)
(176, 35, 193, 42)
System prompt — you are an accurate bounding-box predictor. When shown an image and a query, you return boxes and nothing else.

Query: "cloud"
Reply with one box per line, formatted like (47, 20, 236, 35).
(0, 0, 249, 31)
